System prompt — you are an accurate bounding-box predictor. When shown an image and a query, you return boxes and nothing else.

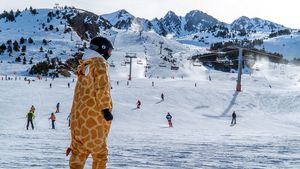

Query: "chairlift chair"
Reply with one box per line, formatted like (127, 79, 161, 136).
(193, 60, 202, 67)
(137, 59, 143, 65)
(159, 62, 167, 67)
(145, 63, 151, 69)
(109, 61, 115, 68)
(121, 61, 126, 66)
(171, 64, 179, 70)
(125, 58, 130, 64)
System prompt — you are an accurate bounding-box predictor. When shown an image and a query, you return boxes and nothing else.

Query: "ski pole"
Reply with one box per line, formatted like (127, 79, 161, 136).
(33, 118, 37, 130)
(24, 119, 27, 129)
(48, 119, 51, 129)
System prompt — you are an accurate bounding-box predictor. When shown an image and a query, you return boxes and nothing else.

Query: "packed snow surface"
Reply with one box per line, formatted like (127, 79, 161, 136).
(1, 59, 300, 168)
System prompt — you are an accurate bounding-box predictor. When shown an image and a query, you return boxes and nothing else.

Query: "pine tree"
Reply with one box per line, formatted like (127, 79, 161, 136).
(23, 56, 27, 64)
(28, 37, 34, 44)
(29, 7, 38, 15)
(20, 37, 25, 44)
(40, 46, 44, 52)
(7, 40, 12, 45)
(15, 56, 21, 62)
(13, 40, 20, 52)
(7, 45, 12, 54)
(0, 43, 7, 54)
(42, 39, 47, 45)
(15, 9, 21, 17)
(49, 25, 54, 31)
(6, 10, 15, 22)
(21, 45, 26, 52)
(29, 57, 33, 64)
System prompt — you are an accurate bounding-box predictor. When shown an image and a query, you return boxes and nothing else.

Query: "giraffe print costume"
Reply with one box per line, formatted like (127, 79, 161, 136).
(69, 49, 113, 169)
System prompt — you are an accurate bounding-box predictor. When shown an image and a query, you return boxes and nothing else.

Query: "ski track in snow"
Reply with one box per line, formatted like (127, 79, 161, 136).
(1, 130, 300, 169)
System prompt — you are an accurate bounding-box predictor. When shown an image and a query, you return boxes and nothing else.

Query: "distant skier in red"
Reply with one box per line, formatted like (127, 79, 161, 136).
(166, 112, 173, 127)
(136, 100, 141, 109)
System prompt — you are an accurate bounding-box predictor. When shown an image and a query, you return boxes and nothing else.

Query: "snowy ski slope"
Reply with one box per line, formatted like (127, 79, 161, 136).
(1, 59, 300, 168)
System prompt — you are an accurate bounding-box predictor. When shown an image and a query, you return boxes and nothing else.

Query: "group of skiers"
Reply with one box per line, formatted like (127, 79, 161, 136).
(25, 103, 61, 130)
(135, 93, 173, 127)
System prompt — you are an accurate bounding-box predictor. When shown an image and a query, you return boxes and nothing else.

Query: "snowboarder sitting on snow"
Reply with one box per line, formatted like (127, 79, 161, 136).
(56, 102, 60, 113)
(26, 110, 35, 130)
(166, 112, 173, 127)
(67, 36, 114, 169)
(231, 111, 236, 125)
(49, 113, 56, 129)
(136, 100, 141, 109)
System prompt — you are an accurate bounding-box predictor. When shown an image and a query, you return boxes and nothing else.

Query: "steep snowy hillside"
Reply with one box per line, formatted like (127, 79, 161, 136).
(101, 9, 134, 29)
(0, 6, 299, 78)
(256, 32, 300, 60)
(231, 16, 285, 32)
(0, 7, 205, 77)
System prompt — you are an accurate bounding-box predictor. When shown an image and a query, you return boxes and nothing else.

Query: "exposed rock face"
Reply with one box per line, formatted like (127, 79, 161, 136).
(66, 9, 112, 40)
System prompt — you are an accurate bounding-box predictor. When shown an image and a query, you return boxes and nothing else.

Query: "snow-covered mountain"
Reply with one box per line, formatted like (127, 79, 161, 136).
(102, 10, 221, 36)
(231, 16, 285, 32)
(101, 9, 134, 30)
(101, 9, 288, 37)
(0, 6, 299, 78)
(0, 7, 205, 77)
(184, 10, 220, 33)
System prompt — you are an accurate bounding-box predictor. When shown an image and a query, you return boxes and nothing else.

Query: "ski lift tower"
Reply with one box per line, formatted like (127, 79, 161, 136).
(125, 53, 137, 80)
(159, 41, 164, 54)
(54, 3, 59, 10)
(236, 47, 243, 92)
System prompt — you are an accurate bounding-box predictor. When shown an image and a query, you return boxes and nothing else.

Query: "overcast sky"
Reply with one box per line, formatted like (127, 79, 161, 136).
(1, 0, 299, 29)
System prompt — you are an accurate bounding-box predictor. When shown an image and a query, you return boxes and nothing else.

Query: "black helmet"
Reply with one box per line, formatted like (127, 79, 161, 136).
(90, 36, 113, 60)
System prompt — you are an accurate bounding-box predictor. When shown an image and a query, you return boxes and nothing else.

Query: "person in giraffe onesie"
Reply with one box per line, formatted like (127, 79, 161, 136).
(67, 36, 114, 169)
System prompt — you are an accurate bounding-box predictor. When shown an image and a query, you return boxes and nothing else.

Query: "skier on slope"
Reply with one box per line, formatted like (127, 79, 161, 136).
(56, 102, 60, 113)
(49, 113, 56, 129)
(67, 36, 114, 169)
(161, 93, 164, 101)
(26, 110, 35, 130)
(136, 100, 141, 109)
(166, 112, 173, 127)
(67, 113, 71, 128)
(231, 111, 237, 125)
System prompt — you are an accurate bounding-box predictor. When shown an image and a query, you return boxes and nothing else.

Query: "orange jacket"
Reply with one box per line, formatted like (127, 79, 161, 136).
(50, 114, 56, 121)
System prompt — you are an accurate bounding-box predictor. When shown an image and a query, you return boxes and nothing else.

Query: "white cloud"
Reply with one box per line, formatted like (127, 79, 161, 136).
(0, 0, 299, 28)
